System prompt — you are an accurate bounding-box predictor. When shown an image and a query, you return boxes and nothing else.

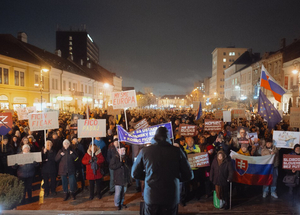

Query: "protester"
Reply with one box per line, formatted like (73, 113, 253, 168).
(0, 136, 14, 174)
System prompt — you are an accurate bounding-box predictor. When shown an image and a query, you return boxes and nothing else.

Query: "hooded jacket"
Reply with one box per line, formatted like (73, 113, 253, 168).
(82, 148, 105, 180)
(210, 151, 233, 186)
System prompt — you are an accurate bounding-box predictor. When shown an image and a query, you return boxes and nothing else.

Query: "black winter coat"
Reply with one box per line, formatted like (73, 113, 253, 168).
(55, 148, 77, 176)
(41, 149, 57, 174)
(17, 161, 39, 178)
(109, 153, 130, 186)
(210, 157, 233, 186)
(132, 140, 193, 206)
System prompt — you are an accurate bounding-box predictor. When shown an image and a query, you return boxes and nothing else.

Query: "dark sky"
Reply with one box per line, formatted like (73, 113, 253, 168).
(2, 0, 300, 96)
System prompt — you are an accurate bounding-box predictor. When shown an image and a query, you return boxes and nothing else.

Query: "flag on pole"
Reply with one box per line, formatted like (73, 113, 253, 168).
(258, 89, 282, 129)
(230, 151, 275, 186)
(195, 102, 202, 120)
(260, 65, 286, 102)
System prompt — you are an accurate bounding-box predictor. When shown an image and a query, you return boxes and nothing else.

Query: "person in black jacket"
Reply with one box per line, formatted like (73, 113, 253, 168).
(55, 139, 78, 201)
(0, 136, 14, 174)
(132, 127, 194, 215)
(109, 143, 130, 210)
(210, 150, 233, 210)
(42, 140, 57, 197)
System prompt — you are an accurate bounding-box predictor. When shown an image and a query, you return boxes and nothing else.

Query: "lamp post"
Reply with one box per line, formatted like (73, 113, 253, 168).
(103, 83, 109, 109)
(40, 68, 49, 111)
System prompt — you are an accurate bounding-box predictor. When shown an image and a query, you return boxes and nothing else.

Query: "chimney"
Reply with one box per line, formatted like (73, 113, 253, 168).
(280, 38, 286, 49)
(55, 49, 61, 57)
(17, 32, 27, 43)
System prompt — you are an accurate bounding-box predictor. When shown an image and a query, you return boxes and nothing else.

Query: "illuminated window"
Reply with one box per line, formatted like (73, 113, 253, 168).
(223, 58, 226, 62)
(69, 36, 72, 40)
(3, 68, 9, 84)
(63, 80, 66, 91)
(229, 52, 235, 56)
(14, 71, 19, 86)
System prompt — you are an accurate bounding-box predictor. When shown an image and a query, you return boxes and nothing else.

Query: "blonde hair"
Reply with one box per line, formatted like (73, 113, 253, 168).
(45, 140, 53, 148)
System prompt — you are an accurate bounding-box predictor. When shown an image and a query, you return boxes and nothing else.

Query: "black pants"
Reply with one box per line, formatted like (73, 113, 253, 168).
(43, 172, 56, 194)
(144, 203, 178, 215)
(221, 184, 229, 208)
(89, 179, 102, 198)
(21, 177, 33, 200)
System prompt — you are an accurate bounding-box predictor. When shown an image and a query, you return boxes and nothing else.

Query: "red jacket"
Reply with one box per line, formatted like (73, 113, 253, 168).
(82, 149, 105, 180)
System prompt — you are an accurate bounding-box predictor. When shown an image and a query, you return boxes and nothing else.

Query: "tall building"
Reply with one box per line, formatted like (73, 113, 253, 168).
(210, 47, 248, 98)
(56, 30, 99, 64)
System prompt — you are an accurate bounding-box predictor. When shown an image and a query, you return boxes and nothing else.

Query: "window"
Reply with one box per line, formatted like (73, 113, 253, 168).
(223, 65, 226, 68)
(0, 68, 2, 84)
(52, 78, 55, 90)
(3, 68, 9, 84)
(20, 72, 24, 86)
(229, 52, 235, 56)
(223, 52, 226, 56)
(69, 82, 71, 91)
(69, 36, 72, 40)
(69, 41, 72, 45)
(223, 58, 226, 62)
(15, 71, 19, 86)
(55, 79, 58, 90)
(69, 46, 72, 51)
(81, 84, 83, 92)
(89, 86, 92, 94)
(232, 80, 234, 85)
(73, 83, 77, 91)
(85, 85, 87, 93)
(63, 80, 66, 91)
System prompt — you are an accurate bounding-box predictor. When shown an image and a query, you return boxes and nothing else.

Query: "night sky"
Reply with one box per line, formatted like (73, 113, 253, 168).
(2, 0, 300, 96)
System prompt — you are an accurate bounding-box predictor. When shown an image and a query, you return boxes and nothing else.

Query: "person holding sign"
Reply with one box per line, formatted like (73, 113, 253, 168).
(55, 139, 78, 201)
(284, 144, 300, 195)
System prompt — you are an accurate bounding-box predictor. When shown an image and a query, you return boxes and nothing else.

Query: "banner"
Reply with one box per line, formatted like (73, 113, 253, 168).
(117, 122, 173, 145)
(204, 119, 223, 132)
(7, 152, 42, 166)
(17, 106, 37, 120)
(0, 113, 12, 135)
(111, 90, 137, 109)
(28, 112, 59, 131)
(187, 152, 210, 168)
(77, 119, 106, 138)
(290, 107, 300, 128)
(230, 151, 275, 185)
(273, 131, 300, 149)
(231, 109, 246, 119)
(134, 118, 149, 130)
(107, 106, 122, 116)
(282, 154, 300, 170)
(223, 111, 231, 122)
(179, 124, 197, 136)
(214, 110, 223, 120)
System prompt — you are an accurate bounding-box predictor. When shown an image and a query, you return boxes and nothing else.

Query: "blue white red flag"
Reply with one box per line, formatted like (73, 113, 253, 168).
(260, 65, 286, 102)
(230, 151, 275, 186)
(195, 102, 202, 120)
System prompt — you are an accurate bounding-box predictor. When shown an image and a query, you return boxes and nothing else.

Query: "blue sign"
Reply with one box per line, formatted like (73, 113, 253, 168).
(117, 122, 173, 145)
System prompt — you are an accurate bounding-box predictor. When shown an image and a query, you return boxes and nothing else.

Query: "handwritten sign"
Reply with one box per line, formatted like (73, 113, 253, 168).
(204, 119, 223, 132)
(187, 152, 210, 168)
(7, 152, 42, 166)
(0, 112, 12, 135)
(17, 106, 37, 120)
(223, 111, 231, 122)
(111, 90, 137, 109)
(107, 106, 122, 116)
(134, 119, 149, 130)
(28, 112, 59, 131)
(77, 119, 106, 138)
(290, 107, 300, 128)
(231, 109, 246, 119)
(179, 124, 197, 136)
(273, 131, 300, 149)
(214, 110, 223, 120)
(282, 154, 300, 170)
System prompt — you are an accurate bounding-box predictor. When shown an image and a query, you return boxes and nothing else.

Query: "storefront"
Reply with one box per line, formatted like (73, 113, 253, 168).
(12, 97, 27, 110)
(0, 95, 9, 109)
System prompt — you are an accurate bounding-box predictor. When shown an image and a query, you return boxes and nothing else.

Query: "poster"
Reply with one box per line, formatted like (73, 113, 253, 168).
(282, 154, 300, 170)
(247, 132, 258, 142)
(107, 106, 122, 116)
(77, 119, 106, 138)
(0, 112, 12, 135)
(204, 119, 223, 132)
(28, 112, 59, 131)
(231, 109, 246, 119)
(187, 152, 210, 168)
(134, 118, 149, 130)
(111, 90, 137, 109)
(290, 107, 300, 128)
(17, 106, 37, 120)
(273, 131, 300, 149)
(7, 152, 42, 166)
(223, 111, 231, 122)
(237, 127, 251, 145)
(179, 124, 197, 136)
(214, 110, 223, 120)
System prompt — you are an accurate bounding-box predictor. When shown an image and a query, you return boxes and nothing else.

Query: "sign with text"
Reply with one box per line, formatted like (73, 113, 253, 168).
(28, 112, 59, 131)
(231, 109, 246, 119)
(282, 154, 300, 170)
(273, 131, 300, 149)
(134, 118, 149, 130)
(107, 106, 122, 116)
(7, 152, 42, 166)
(0, 112, 12, 135)
(290, 107, 300, 128)
(223, 111, 231, 122)
(17, 106, 37, 120)
(214, 110, 223, 120)
(77, 119, 106, 138)
(112, 90, 137, 109)
(179, 124, 197, 136)
(187, 152, 210, 168)
(204, 119, 223, 132)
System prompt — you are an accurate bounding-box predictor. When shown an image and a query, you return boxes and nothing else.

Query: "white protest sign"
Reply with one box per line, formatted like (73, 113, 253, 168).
(7, 152, 42, 166)
(17, 106, 37, 120)
(28, 112, 59, 131)
(112, 90, 137, 109)
(77, 119, 106, 138)
(273, 131, 300, 149)
(223, 111, 231, 122)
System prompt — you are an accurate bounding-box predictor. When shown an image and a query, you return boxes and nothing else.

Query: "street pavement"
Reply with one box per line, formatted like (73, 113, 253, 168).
(1, 178, 299, 215)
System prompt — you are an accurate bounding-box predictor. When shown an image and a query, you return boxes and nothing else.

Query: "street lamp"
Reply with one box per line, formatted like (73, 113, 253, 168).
(40, 68, 49, 111)
(103, 83, 109, 109)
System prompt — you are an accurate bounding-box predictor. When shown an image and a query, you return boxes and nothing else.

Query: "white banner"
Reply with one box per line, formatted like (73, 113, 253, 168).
(7, 152, 42, 166)
(223, 111, 231, 122)
(77, 119, 106, 138)
(273, 131, 300, 149)
(17, 106, 37, 120)
(111, 90, 137, 109)
(28, 112, 59, 131)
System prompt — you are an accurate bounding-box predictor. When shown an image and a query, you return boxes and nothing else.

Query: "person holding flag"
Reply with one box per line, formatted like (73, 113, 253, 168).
(195, 102, 202, 121)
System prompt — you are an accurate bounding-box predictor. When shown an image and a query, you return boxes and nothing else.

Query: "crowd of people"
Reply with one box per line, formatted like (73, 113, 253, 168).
(0, 108, 298, 212)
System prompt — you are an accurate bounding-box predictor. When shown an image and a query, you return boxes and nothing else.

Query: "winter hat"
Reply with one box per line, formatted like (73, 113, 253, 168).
(207, 145, 214, 151)
(22, 144, 30, 151)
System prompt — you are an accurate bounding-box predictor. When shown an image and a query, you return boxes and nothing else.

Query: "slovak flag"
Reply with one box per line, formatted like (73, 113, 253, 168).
(260, 65, 286, 102)
(230, 151, 275, 186)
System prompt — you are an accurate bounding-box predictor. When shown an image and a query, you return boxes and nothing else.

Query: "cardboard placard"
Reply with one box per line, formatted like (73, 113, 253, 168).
(77, 119, 106, 138)
(179, 124, 197, 136)
(204, 119, 223, 132)
(17, 106, 37, 120)
(28, 112, 59, 131)
(231, 109, 246, 119)
(107, 106, 122, 116)
(282, 154, 300, 170)
(290, 107, 300, 128)
(187, 152, 210, 168)
(273, 131, 300, 149)
(111, 90, 137, 109)
(134, 118, 149, 130)
(7, 152, 42, 166)
(214, 110, 223, 120)
(0, 112, 12, 135)
(223, 111, 231, 122)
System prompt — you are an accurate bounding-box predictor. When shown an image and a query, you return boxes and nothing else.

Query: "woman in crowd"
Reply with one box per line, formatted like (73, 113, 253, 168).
(82, 144, 105, 200)
(55, 139, 78, 201)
